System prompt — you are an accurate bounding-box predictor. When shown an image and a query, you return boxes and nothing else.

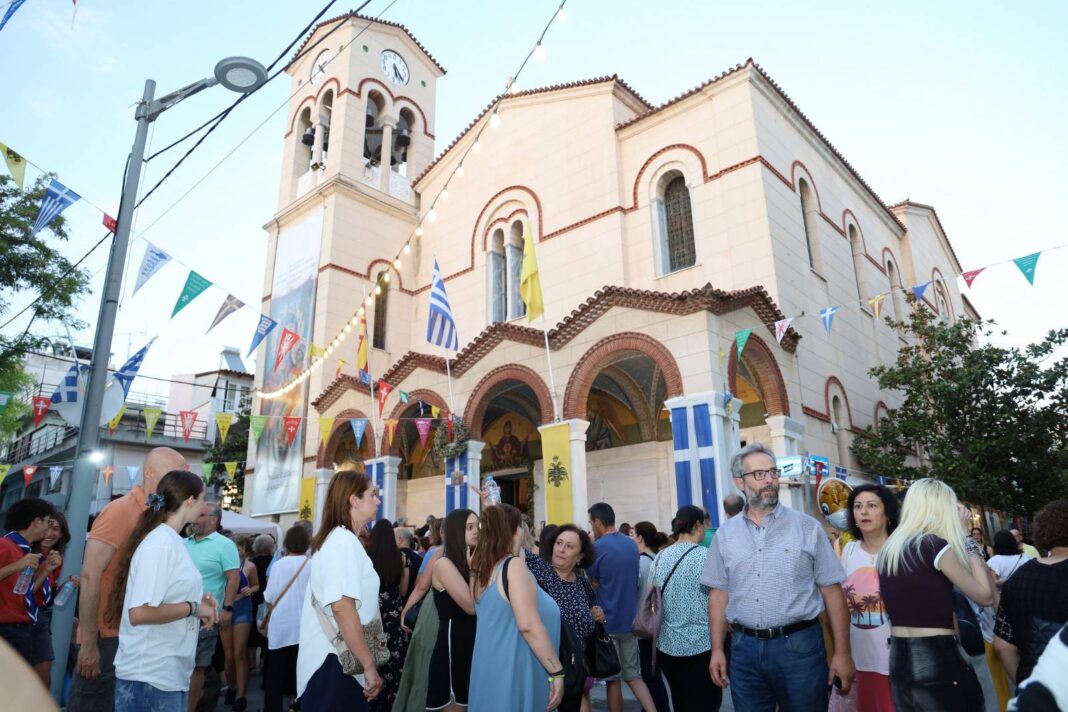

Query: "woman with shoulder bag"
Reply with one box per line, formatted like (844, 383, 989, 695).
(296, 469, 385, 711)
(262, 525, 311, 712)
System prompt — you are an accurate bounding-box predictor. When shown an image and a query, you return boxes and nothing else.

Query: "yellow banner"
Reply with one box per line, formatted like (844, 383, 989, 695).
(541, 422, 572, 524)
(300, 476, 315, 521)
(319, 417, 335, 445)
(216, 412, 234, 443)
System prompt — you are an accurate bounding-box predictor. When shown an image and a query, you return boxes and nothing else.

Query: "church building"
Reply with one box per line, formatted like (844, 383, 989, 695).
(244, 14, 974, 530)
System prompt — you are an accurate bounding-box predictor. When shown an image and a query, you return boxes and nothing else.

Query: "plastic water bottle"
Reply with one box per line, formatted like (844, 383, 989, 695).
(54, 577, 78, 607)
(12, 565, 36, 595)
(485, 476, 501, 506)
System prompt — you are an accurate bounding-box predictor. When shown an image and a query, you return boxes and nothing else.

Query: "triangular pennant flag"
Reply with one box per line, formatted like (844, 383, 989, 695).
(103, 213, 117, 233)
(0, 142, 27, 189)
(273, 328, 300, 372)
(215, 412, 234, 444)
(415, 418, 432, 447)
(283, 416, 301, 446)
(247, 315, 278, 356)
(335, 359, 347, 379)
(31, 179, 80, 238)
(113, 337, 156, 398)
(23, 464, 38, 487)
(179, 410, 198, 442)
(309, 343, 326, 359)
(224, 462, 238, 481)
(100, 466, 113, 486)
(735, 329, 752, 357)
(126, 465, 141, 487)
(774, 317, 795, 345)
(201, 462, 214, 483)
(207, 295, 245, 333)
(132, 242, 172, 295)
(358, 370, 372, 387)
(249, 415, 267, 441)
(351, 418, 368, 449)
(1013, 252, 1041, 285)
(356, 311, 369, 373)
(107, 404, 126, 435)
(868, 294, 887, 320)
(519, 225, 544, 321)
(385, 419, 398, 446)
(961, 268, 985, 289)
(0, 464, 10, 486)
(171, 271, 212, 318)
(399, 391, 410, 404)
(820, 306, 839, 335)
(31, 396, 51, 427)
(319, 417, 335, 445)
(911, 281, 932, 302)
(49, 466, 63, 489)
(377, 381, 393, 417)
(430, 405, 441, 419)
(143, 407, 161, 440)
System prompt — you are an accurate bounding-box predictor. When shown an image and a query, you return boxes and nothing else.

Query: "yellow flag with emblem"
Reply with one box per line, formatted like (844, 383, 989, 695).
(540, 422, 572, 524)
(0, 143, 27, 189)
(519, 225, 543, 321)
(215, 412, 234, 444)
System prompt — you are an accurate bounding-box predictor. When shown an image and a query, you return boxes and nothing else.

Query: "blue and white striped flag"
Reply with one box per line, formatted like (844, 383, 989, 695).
(426, 258, 459, 351)
(31, 179, 81, 238)
(51, 363, 89, 404)
(113, 337, 156, 398)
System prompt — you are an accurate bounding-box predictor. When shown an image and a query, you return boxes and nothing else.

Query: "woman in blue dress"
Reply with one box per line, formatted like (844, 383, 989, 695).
(468, 504, 564, 712)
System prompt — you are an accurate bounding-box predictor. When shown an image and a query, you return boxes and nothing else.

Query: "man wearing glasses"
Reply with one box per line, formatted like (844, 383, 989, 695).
(701, 443, 854, 711)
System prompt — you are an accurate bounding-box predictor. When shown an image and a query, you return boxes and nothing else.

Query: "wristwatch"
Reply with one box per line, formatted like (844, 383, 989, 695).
(223, 604, 234, 612)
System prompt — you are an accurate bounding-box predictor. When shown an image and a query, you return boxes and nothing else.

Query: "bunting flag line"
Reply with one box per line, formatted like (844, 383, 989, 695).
(133, 243, 172, 295)
(399, 391, 410, 404)
(22, 465, 38, 487)
(103, 213, 117, 233)
(377, 381, 392, 417)
(0, 464, 9, 486)
(49, 466, 63, 489)
(143, 407, 161, 440)
(100, 466, 113, 486)
(224, 462, 238, 481)
(283, 416, 301, 447)
(30, 179, 80, 238)
(427, 258, 461, 349)
(774, 317, 795, 345)
(319, 417, 335, 445)
(735, 329, 752, 357)
(385, 419, 398, 446)
(868, 294, 886, 320)
(415, 418, 432, 447)
(178, 410, 198, 442)
(248, 315, 278, 357)
(961, 268, 985, 289)
(356, 310, 369, 374)
(351, 418, 368, 448)
(1013, 252, 1041, 285)
(126, 465, 141, 487)
(249, 414, 267, 441)
(107, 404, 126, 435)
(113, 337, 156, 397)
(215, 412, 234, 444)
(201, 463, 213, 483)
(820, 306, 839, 335)
(171, 271, 212, 318)
(273, 328, 300, 372)
(519, 224, 544, 321)
(0, 142, 27, 189)
(32, 396, 51, 427)
(207, 295, 244, 333)
(911, 281, 932, 302)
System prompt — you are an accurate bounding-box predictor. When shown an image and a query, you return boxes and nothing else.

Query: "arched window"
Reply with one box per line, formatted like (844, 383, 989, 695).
(507, 221, 526, 320)
(392, 108, 415, 177)
(488, 228, 506, 324)
(363, 92, 385, 165)
(848, 225, 866, 301)
(373, 270, 389, 349)
(798, 178, 821, 271)
(316, 91, 333, 169)
(886, 259, 903, 321)
(295, 106, 313, 176)
(653, 172, 696, 275)
(831, 395, 851, 469)
(934, 281, 953, 323)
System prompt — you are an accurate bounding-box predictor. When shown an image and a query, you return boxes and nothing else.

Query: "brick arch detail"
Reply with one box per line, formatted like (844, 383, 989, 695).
(630, 144, 710, 209)
(824, 376, 855, 429)
(873, 400, 890, 433)
(288, 78, 342, 135)
(727, 332, 791, 417)
(483, 208, 530, 251)
(317, 408, 372, 467)
(464, 364, 553, 435)
(469, 186, 544, 267)
(381, 389, 449, 457)
(563, 332, 684, 421)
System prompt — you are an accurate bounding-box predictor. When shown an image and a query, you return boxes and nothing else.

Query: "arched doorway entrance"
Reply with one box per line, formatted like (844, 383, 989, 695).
(319, 409, 374, 469)
(727, 333, 790, 447)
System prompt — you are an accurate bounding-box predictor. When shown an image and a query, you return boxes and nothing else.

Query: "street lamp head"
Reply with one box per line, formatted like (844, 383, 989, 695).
(214, 56, 268, 93)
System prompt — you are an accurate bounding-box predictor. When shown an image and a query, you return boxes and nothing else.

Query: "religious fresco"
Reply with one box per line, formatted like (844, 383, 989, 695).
(481, 415, 538, 472)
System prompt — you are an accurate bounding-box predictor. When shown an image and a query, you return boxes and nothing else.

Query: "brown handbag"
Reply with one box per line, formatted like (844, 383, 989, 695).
(257, 558, 308, 637)
(311, 593, 390, 675)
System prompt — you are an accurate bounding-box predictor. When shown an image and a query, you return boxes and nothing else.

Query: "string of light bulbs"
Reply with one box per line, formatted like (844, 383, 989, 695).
(258, 1, 569, 400)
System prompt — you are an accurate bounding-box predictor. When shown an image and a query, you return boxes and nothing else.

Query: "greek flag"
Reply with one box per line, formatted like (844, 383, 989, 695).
(51, 363, 89, 404)
(113, 338, 156, 398)
(426, 258, 459, 351)
(31, 179, 81, 238)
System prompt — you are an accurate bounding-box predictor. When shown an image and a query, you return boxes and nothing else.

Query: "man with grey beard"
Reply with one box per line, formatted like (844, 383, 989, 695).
(701, 443, 854, 712)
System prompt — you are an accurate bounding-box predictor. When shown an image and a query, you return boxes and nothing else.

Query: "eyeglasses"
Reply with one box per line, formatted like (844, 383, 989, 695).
(741, 468, 782, 481)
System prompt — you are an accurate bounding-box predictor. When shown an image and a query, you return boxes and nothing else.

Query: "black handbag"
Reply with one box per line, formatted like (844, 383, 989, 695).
(952, 590, 986, 657)
(402, 601, 422, 630)
(559, 620, 588, 698)
(585, 621, 621, 678)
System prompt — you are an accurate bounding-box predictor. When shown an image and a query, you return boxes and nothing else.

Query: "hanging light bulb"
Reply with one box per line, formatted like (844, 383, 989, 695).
(534, 42, 546, 62)
(490, 110, 501, 129)
(382, 271, 390, 283)
(358, 306, 366, 317)
(508, 78, 520, 94)
(473, 139, 481, 153)
(415, 226, 424, 237)
(427, 207, 437, 223)
(350, 315, 359, 326)
(344, 323, 352, 333)
(555, 6, 567, 22)
(441, 187, 449, 201)
(366, 295, 374, 306)
(337, 331, 346, 342)
(374, 284, 382, 296)
(404, 242, 412, 255)
(456, 163, 464, 177)
(393, 258, 402, 269)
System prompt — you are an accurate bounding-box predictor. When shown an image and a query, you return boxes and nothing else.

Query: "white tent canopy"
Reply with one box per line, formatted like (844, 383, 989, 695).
(220, 509, 281, 543)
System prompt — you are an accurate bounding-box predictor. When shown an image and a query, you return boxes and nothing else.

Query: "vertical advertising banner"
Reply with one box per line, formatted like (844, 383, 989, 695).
(251, 210, 323, 515)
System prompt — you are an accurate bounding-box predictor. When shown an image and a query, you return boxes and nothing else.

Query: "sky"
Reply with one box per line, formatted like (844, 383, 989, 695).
(1, 0, 1066, 400)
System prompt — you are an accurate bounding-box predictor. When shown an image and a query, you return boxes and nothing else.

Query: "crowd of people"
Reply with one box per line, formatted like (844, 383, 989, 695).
(1, 442, 1067, 712)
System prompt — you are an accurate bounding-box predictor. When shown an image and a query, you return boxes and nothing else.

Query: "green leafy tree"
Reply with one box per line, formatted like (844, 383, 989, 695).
(851, 300, 1068, 516)
(0, 173, 91, 436)
(205, 406, 250, 510)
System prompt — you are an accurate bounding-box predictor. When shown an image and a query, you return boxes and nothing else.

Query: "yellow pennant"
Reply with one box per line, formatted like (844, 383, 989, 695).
(309, 343, 326, 358)
(0, 143, 27, 190)
(540, 422, 573, 524)
(319, 417, 335, 445)
(868, 294, 887, 320)
(108, 404, 126, 434)
(224, 462, 238, 481)
(386, 419, 398, 446)
(430, 405, 440, 419)
(215, 412, 234, 444)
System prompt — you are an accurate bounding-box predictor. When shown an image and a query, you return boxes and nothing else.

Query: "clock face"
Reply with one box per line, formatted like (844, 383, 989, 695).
(380, 50, 409, 86)
(310, 50, 330, 85)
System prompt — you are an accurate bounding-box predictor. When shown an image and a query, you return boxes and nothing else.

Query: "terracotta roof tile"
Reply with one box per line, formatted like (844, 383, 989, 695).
(291, 11, 446, 75)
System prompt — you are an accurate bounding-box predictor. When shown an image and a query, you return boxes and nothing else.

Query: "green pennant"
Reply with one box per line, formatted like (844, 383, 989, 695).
(249, 415, 267, 441)
(201, 462, 214, 483)
(0, 464, 10, 486)
(1013, 252, 1041, 285)
(171, 271, 213, 318)
(399, 391, 410, 404)
(735, 329, 753, 357)
(143, 407, 161, 440)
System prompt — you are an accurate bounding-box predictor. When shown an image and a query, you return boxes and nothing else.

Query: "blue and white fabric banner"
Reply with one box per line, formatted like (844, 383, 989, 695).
(670, 404, 719, 527)
(132, 243, 172, 295)
(351, 418, 368, 449)
(49, 466, 63, 490)
(0, 1, 28, 35)
(112, 337, 156, 397)
(834, 465, 848, 480)
(50, 362, 90, 404)
(31, 179, 80, 238)
(445, 450, 470, 515)
(126, 465, 141, 487)
(426, 258, 460, 351)
(247, 315, 278, 357)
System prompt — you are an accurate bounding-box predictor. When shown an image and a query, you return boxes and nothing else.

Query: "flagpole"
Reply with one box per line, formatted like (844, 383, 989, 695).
(362, 285, 380, 458)
(540, 312, 560, 421)
(444, 354, 456, 415)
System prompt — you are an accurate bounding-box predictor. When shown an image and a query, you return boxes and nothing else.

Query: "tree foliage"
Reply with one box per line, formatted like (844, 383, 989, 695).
(851, 300, 1068, 516)
(205, 406, 250, 510)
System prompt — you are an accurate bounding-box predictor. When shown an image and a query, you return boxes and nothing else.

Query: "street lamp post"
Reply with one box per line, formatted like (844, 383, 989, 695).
(49, 58, 268, 701)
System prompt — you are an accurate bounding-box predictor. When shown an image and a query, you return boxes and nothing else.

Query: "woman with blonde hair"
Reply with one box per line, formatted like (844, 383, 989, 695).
(877, 478, 995, 711)
(296, 469, 383, 711)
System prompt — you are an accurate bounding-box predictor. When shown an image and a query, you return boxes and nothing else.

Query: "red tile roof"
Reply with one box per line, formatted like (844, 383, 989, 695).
(292, 11, 446, 75)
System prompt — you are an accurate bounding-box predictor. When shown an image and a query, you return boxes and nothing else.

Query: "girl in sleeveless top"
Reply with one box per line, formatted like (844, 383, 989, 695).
(224, 536, 260, 711)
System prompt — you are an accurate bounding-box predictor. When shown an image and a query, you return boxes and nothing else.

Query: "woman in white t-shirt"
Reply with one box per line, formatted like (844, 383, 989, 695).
(297, 469, 383, 711)
(105, 470, 217, 712)
(987, 530, 1033, 585)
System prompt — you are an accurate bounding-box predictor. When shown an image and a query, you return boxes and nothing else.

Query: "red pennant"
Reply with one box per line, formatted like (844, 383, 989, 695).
(179, 410, 198, 441)
(962, 268, 985, 289)
(273, 328, 300, 372)
(415, 418, 432, 447)
(283, 416, 301, 446)
(101, 466, 113, 485)
(32, 396, 51, 427)
(103, 213, 118, 232)
(377, 381, 392, 417)
(23, 465, 38, 487)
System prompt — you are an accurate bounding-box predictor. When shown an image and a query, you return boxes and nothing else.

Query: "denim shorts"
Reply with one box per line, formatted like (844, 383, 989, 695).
(114, 678, 187, 712)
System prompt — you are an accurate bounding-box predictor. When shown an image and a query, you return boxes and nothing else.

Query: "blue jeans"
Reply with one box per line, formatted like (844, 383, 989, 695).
(114, 678, 187, 712)
(728, 623, 829, 712)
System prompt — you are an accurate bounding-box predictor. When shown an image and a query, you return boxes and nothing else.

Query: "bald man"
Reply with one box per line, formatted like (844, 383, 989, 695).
(68, 447, 187, 712)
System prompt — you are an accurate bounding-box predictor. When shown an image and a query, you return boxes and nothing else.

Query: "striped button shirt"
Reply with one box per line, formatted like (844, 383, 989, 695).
(700, 503, 844, 629)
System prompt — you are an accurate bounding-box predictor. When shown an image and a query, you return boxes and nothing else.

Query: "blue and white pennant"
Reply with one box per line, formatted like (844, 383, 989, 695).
(31, 179, 80, 238)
